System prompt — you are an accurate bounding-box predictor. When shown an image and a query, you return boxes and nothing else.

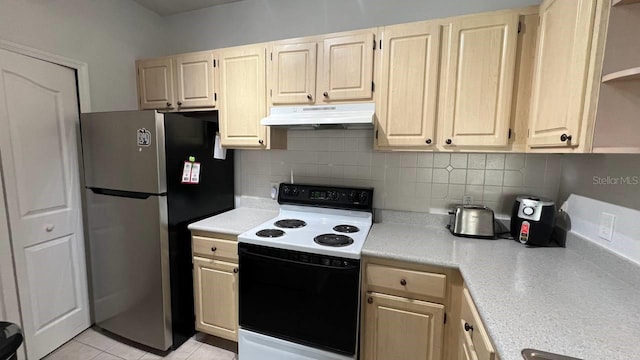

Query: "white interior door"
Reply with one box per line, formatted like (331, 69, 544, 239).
(0, 48, 90, 359)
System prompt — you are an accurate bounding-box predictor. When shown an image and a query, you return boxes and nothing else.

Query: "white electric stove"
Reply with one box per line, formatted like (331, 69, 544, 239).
(237, 183, 374, 360)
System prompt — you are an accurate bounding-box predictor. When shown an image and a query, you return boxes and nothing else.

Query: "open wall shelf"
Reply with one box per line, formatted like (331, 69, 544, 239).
(602, 67, 640, 82)
(612, 0, 640, 7)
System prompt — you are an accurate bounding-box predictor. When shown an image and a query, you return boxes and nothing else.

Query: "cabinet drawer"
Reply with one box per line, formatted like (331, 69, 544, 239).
(461, 288, 495, 360)
(193, 236, 238, 261)
(366, 264, 447, 299)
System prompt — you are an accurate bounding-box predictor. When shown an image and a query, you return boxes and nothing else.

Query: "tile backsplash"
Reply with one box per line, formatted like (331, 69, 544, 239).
(235, 130, 563, 216)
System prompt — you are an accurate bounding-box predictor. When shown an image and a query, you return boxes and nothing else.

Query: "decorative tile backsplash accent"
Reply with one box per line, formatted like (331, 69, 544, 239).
(235, 130, 563, 215)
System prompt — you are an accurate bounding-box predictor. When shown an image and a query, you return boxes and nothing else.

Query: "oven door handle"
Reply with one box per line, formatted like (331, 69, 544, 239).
(239, 247, 359, 271)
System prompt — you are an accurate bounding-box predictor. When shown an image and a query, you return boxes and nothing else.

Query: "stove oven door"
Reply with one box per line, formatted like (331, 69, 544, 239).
(238, 243, 360, 356)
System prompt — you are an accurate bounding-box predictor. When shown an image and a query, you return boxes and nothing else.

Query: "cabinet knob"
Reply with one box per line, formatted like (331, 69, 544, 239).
(323, 92, 329, 98)
(45, 225, 55, 232)
(258, 139, 264, 145)
(307, 94, 313, 100)
(446, 139, 453, 145)
(166, 102, 172, 107)
(400, 279, 407, 286)
(367, 297, 373, 304)
(211, 246, 217, 252)
(233, 268, 239, 274)
(425, 139, 432, 144)
(464, 322, 474, 332)
(560, 134, 572, 142)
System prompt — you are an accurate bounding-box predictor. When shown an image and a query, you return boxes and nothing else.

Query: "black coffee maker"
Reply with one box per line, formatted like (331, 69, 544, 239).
(510, 195, 557, 246)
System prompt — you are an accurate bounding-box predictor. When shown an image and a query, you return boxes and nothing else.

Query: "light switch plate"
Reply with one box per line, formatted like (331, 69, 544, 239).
(598, 212, 615, 242)
(463, 196, 473, 205)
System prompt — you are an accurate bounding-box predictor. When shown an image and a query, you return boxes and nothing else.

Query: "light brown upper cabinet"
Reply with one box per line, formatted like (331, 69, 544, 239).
(375, 21, 441, 149)
(137, 58, 175, 110)
(438, 11, 519, 148)
(137, 51, 216, 111)
(174, 52, 217, 109)
(218, 44, 286, 149)
(527, 0, 606, 152)
(269, 29, 375, 105)
(271, 42, 317, 104)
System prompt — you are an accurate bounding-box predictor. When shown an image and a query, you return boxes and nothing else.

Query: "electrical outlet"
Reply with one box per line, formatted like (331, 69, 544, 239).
(598, 212, 615, 242)
(270, 183, 279, 200)
(463, 195, 473, 205)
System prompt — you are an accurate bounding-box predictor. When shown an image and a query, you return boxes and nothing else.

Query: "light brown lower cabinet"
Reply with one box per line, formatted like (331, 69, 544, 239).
(193, 256, 238, 341)
(457, 288, 496, 360)
(363, 292, 445, 360)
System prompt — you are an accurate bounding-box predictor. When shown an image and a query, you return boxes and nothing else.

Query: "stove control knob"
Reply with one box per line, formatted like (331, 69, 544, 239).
(348, 191, 357, 202)
(359, 192, 368, 203)
(282, 186, 291, 196)
(523, 206, 535, 216)
(291, 187, 300, 196)
(330, 191, 339, 201)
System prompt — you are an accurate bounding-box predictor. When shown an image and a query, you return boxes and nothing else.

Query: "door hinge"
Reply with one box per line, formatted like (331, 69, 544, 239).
(372, 81, 375, 92)
(508, 128, 512, 139)
(270, 52, 273, 61)
(379, 39, 382, 50)
(518, 21, 522, 34)
(270, 89, 273, 97)
(213, 59, 217, 67)
(373, 39, 376, 50)
(214, 93, 217, 101)
(375, 129, 379, 139)
(444, 313, 447, 324)
(527, 128, 530, 138)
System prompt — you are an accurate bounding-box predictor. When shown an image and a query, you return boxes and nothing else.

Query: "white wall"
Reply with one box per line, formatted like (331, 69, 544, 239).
(164, 0, 540, 53)
(0, 0, 168, 112)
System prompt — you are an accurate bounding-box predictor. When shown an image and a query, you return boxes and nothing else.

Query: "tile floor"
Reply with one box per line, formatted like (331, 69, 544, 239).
(44, 327, 237, 360)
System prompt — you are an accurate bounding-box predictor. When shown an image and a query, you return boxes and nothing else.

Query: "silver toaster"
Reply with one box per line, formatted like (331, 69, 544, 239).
(448, 205, 496, 239)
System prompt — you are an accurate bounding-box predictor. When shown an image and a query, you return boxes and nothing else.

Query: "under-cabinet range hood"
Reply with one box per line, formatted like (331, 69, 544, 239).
(261, 103, 375, 129)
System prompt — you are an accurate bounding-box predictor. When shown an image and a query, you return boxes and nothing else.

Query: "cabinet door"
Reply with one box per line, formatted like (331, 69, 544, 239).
(137, 58, 175, 110)
(271, 42, 317, 104)
(320, 32, 375, 102)
(175, 52, 216, 109)
(439, 12, 519, 147)
(528, 0, 597, 148)
(363, 292, 444, 360)
(193, 256, 238, 341)
(218, 45, 268, 148)
(457, 320, 479, 360)
(377, 21, 440, 148)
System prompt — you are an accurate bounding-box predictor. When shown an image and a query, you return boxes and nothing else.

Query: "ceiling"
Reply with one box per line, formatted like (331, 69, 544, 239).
(132, 0, 244, 16)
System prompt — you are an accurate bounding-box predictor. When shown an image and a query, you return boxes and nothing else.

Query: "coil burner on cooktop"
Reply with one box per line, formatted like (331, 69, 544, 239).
(313, 234, 354, 247)
(333, 225, 360, 233)
(256, 229, 285, 238)
(274, 219, 307, 229)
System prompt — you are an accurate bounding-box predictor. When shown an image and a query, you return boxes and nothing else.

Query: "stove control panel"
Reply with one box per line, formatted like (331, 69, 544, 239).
(278, 183, 373, 211)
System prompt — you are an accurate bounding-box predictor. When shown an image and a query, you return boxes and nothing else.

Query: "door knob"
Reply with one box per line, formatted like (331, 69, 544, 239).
(367, 297, 373, 304)
(464, 322, 474, 332)
(45, 225, 55, 232)
(307, 94, 313, 100)
(446, 139, 452, 145)
(400, 279, 407, 286)
(323, 92, 329, 98)
(233, 268, 239, 274)
(560, 134, 572, 142)
(258, 139, 264, 145)
(177, 101, 182, 106)
(425, 139, 432, 144)
(166, 102, 172, 107)
(211, 246, 217, 252)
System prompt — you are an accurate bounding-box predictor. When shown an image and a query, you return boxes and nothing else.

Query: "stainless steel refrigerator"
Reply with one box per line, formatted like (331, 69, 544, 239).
(80, 110, 234, 351)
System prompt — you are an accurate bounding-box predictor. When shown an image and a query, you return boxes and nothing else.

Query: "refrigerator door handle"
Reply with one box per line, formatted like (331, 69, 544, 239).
(88, 187, 166, 199)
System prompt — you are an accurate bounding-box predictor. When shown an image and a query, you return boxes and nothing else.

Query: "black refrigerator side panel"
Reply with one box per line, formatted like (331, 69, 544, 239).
(163, 112, 235, 348)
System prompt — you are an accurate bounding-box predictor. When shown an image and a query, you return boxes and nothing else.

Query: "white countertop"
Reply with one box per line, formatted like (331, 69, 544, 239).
(189, 207, 640, 359)
(188, 208, 278, 235)
(363, 219, 640, 360)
